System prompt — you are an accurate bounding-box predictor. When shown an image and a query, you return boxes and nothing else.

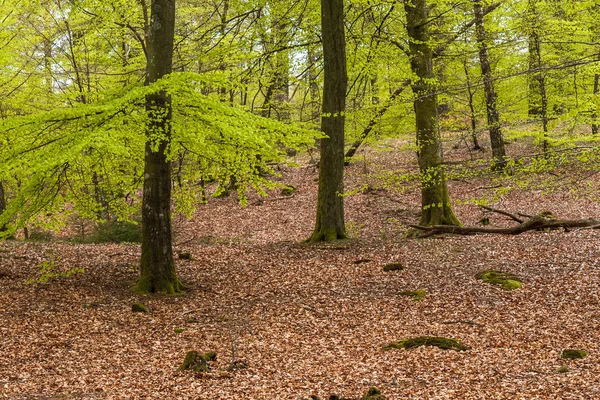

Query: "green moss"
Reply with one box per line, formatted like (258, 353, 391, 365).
(186, 317, 198, 323)
(131, 302, 149, 313)
(361, 387, 386, 400)
(178, 350, 216, 372)
(557, 365, 569, 373)
(476, 270, 522, 290)
(384, 336, 468, 351)
(383, 263, 404, 272)
(562, 349, 588, 359)
(398, 289, 427, 301)
(178, 251, 192, 260)
(174, 328, 184, 334)
(281, 185, 296, 196)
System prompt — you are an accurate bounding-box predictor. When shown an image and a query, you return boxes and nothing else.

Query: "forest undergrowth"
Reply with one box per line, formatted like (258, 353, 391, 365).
(1, 138, 600, 399)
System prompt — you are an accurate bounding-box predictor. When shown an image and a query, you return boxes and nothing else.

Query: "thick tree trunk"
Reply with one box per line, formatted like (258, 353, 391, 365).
(136, 0, 182, 294)
(405, 0, 460, 227)
(473, 0, 505, 168)
(308, 0, 348, 242)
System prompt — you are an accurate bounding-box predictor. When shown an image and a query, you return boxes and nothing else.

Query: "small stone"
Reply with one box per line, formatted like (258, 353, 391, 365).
(383, 263, 404, 272)
(561, 349, 587, 359)
(131, 302, 149, 313)
(174, 328, 184, 334)
(178, 252, 192, 260)
(557, 365, 569, 373)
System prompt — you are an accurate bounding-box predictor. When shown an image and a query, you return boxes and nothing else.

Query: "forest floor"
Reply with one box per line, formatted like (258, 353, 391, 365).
(2, 139, 600, 399)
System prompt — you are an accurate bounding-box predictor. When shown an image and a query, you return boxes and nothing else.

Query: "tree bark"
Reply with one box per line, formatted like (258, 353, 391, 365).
(136, 0, 182, 294)
(0, 181, 7, 232)
(462, 58, 481, 150)
(593, 72, 599, 135)
(473, 0, 505, 168)
(308, 0, 348, 242)
(527, 1, 548, 150)
(404, 0, 460, 227)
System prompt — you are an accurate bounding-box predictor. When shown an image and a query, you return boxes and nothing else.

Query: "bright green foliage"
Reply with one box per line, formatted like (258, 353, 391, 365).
(0, 72, 317, 236)
(26, 256, 84, 285)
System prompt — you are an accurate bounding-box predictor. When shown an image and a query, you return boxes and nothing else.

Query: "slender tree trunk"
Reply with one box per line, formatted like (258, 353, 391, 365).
(308, 0, 348, 242)
(405, 0, 460, 227)
(527, 1, 548, 150)
(462, 59, 481, 150)
(473, 0, 505, 168)
(308, 44, 321, 125)
(593, 73, 599, 135)
(136, 0, 182, 294)
(0, 181, 7, 232)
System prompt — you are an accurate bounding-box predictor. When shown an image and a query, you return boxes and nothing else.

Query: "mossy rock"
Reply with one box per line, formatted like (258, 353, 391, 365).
(174, 328, 184, 334)
(383, 263, 404, 272)
(281, 185, 297, 196)
(361, 387, 386, 400)
(557, 365, 569, 373)
(178, 350, 217, 372)
(131, 302, 149, 313)
(178, 251, 192, 260)
(479, 217, 490, 226)
(476, 270, 522, 290)
(384, 336, 468, 351)
(562, 349, 588, 360)
(398, 289, 427, 301)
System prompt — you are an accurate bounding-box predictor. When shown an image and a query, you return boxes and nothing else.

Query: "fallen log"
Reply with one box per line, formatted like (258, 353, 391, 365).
(409, 215, 600, 236)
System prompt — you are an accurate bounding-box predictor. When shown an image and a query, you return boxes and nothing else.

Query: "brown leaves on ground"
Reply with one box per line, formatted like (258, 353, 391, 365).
(2, 146, 600, 399)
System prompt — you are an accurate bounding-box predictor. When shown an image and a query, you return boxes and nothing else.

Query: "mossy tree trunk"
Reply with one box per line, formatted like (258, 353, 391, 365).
(473, 0, 505, 169)
(136, 0, 182, 294)
(0, 181, 7, 232)
(308, 0, 348, 242)
(404, 0, 460, 227)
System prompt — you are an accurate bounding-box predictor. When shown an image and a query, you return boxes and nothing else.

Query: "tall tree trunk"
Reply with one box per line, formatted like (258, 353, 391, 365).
(308, 0, 348, 242)
(405, 0, 460, 227)
(473, 0, 505, 168)
(136, 0, 182, 294)
(527, 1, 548, 150)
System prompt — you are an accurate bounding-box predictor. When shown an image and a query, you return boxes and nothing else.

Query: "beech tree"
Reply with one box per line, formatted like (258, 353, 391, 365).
(404, 0, 460, 227)
(137, 0, 180, 293)
(308, 0, 348, 241)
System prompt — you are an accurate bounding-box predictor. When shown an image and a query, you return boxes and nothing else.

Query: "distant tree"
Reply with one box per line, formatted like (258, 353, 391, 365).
(404, 0, 460, 227)
(308, 0, 348, 241)
(473, 0, 506, 169)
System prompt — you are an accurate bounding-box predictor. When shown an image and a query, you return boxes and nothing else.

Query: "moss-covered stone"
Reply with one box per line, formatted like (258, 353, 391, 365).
(178, 251, 192, 260)
(281, 185, 297, 196)
(562, 349, 587, 359)
(383, 263, 404, 272)
(384, 336, 468, 351)
(398, 289, 427, 301)
(174, 328, 184, 334)
(131, 302, 149, 313)
(178, 350, 217, 372)
(476, 270, 522, 290)
(361, 387, 386, 400)
(557, 365, 569, 373)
